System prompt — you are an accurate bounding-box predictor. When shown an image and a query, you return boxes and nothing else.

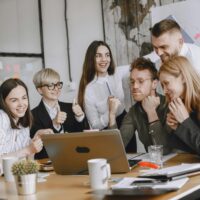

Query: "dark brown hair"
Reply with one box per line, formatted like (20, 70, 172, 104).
(78, 40, 115, 109)
(0, 78, 32, 129)
(130, 57, 158, 80)
(151, 19, 181, 37)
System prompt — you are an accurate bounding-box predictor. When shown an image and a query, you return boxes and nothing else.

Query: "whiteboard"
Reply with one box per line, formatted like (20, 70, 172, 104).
(0, 57, 42, 109)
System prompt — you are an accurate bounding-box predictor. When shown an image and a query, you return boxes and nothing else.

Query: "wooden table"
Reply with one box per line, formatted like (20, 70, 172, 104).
(1, 153, 200, 200)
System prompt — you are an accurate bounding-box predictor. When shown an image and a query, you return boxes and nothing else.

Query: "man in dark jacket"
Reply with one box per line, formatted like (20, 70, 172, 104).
(109, 57, 171, 154)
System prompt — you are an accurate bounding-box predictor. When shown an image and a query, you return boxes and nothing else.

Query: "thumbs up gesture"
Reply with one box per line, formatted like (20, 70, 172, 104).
(72, 99, 84, 117)
(53, 103, 67, 126)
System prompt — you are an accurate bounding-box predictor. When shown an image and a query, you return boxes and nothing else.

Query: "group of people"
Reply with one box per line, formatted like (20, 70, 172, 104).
(108, 19, 200, 155)
(1, 19, 200, 168)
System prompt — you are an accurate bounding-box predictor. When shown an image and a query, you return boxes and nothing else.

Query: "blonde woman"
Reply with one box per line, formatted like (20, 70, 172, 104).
(31, 68, 88, 159)
(159, 56, 200, 154)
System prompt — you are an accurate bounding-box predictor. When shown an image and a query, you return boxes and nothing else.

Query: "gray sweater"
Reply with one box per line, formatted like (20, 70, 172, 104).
(111, 94, 171, 155)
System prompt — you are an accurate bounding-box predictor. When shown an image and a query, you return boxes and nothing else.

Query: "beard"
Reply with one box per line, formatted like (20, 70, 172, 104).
(160, 49, 179, 63)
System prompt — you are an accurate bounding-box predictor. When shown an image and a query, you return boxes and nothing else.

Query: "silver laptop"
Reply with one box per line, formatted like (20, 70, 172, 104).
(41, 129, 130, 175)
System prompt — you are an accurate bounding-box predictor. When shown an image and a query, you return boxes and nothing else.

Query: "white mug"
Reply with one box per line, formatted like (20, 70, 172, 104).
(2, 156, 18, 182)
(87, 158, 111, 190)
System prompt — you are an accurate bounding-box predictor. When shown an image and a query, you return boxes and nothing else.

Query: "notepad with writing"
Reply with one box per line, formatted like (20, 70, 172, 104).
(139, 163, 200, 181)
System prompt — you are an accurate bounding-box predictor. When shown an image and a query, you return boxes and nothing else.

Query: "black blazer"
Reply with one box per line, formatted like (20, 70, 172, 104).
(30, 100, 89, 159)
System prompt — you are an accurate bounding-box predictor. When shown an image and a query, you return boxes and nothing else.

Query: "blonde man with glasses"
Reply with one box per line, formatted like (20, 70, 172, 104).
(31, 68, 88, 159)
(109, 57, 171, 154)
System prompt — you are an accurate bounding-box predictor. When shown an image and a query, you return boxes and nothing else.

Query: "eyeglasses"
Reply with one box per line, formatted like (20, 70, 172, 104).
(41, 82, 63, 90)
(130, 78, 152, 87)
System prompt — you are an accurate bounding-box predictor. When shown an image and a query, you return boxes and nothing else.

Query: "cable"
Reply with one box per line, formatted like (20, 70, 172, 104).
(38, 0, 45, 67)
(101, 0, 106, 41)
(64, 0, 72, 82)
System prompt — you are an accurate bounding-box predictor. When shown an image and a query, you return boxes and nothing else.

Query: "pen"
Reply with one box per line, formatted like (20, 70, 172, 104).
(138, 161, 160, 169)
(171, 171, 200, 181)
(106, 82, 112, 95)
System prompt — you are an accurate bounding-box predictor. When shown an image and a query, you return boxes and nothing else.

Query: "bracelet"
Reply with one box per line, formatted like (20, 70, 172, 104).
(149, 119, 159, 125)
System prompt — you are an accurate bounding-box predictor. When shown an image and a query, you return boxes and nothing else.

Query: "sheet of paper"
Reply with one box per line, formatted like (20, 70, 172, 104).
(111, 177, 188, 190)
(126, 153, 144, 160)
(37, 172, 50, 183)
(141, 163, 200, 176)
(127, 152, 177, 162)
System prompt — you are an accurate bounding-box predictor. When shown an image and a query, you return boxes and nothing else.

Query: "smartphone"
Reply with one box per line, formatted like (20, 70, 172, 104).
(128, 159, 141, 168)
(39, 161, 54, 172)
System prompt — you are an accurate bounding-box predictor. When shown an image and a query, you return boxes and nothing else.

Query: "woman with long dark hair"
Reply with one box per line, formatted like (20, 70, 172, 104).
(0, 78, 44, 158)
(78, 40, 126, 130)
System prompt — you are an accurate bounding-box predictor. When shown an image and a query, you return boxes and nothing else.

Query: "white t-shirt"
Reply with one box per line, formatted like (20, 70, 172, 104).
(180, 43, 200, 74)
(146, 43, 200, 73)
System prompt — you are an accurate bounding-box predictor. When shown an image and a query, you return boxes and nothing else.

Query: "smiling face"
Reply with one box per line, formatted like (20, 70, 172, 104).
(95, 45, 111, 77)
(130, 69, 157, 102)
(159, 71, 185, 102)
(152, 31, 183, 62)
(37, 78, 62, 105)
(5, 85, 28, 121)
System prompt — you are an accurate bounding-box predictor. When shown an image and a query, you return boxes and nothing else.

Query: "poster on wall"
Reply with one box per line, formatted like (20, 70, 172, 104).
(102, 0, 186, 66)
(102, 0, 154, 66)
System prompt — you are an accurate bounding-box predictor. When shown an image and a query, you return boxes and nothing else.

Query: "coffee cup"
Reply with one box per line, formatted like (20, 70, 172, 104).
(87, 158, 111, 190)
(2, 156, 18, 182)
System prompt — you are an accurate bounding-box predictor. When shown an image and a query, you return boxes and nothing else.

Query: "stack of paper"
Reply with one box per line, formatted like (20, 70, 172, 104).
(139, 163, 200, 180)
(111, 177, 188, 190)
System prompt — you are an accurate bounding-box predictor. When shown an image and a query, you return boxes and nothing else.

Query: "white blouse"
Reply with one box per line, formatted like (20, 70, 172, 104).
(0, 110, 31, 156)
(84, 73, 125, 130)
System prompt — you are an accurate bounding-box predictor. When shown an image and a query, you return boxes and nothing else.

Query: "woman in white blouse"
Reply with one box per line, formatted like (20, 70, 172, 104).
(0, 78, 50, 159)
(78, 40, 126, 130)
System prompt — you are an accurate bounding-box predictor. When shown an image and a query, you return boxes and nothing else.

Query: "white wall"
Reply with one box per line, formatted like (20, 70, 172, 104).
(42, 0, 104, 104)
(0, 0, 103, 108)
(0, 0, 40, 53)
(0, 0, 42, 108)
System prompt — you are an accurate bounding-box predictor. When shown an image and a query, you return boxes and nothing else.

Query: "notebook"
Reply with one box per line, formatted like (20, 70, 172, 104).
(41, 129, 130, 175)
(139, 163, 200, 181)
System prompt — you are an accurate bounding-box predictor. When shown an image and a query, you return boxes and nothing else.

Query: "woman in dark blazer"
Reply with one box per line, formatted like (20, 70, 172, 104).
(31, 68, 89, 159)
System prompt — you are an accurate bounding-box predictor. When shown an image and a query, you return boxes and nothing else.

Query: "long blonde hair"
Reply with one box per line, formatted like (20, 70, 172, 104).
(159, 56, 200, 113)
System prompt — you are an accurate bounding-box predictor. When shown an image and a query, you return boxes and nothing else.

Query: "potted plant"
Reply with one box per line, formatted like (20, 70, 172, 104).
(12, 159, 39, 195)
